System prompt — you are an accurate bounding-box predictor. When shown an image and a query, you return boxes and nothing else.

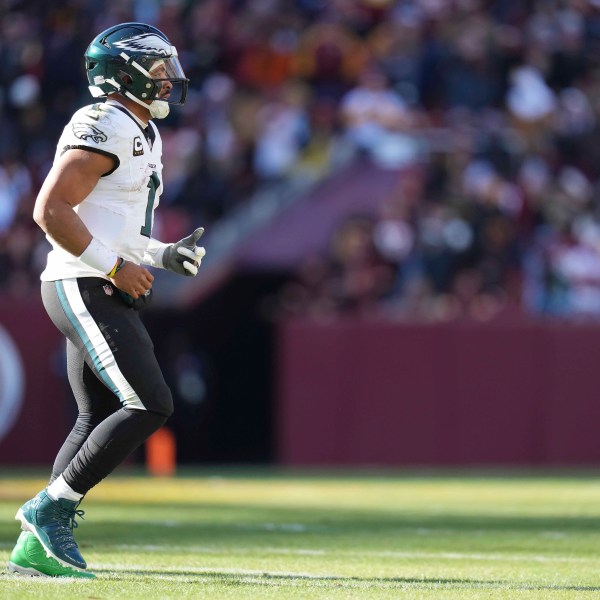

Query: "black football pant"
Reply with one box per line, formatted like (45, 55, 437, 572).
(41, 278, 173, 495)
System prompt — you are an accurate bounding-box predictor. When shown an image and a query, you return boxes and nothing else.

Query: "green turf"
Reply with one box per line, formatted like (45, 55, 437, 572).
(1, 469, 600, 598)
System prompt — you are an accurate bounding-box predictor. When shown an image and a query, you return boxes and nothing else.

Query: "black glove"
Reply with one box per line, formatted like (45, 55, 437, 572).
(162, 227, 206, 276)
(118, 288, 153, 310)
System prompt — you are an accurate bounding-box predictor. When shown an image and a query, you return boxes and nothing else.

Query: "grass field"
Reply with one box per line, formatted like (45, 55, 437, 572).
(1, 469, 600, 598)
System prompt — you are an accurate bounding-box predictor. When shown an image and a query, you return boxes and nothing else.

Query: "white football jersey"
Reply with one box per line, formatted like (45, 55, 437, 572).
(40, 101, 164, 281)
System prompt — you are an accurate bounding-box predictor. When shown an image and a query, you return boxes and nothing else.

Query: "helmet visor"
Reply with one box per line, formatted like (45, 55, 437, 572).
(146, 55, 188, 105)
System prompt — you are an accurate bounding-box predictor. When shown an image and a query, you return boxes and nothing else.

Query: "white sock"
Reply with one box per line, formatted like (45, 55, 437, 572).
(46, 475, 83, 502)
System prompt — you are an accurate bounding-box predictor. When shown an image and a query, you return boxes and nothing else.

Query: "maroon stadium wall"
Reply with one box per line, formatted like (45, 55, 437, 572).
(4, 299, 600, 467)
(0, 298, 68, 465)
(276, 318, 600, 466)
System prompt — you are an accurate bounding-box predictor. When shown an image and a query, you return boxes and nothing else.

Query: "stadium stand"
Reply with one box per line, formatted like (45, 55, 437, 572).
(3, 0, 600, 321)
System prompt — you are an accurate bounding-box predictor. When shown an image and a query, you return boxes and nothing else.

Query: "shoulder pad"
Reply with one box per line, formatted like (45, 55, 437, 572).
(66, 104, 129, 151)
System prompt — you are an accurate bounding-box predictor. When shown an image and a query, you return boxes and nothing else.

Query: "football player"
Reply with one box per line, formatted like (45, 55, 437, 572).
(7, 22, 205, 578)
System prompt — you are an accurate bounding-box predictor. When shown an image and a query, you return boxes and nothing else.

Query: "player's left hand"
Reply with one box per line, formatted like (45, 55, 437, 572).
(162, 227, 206, 276)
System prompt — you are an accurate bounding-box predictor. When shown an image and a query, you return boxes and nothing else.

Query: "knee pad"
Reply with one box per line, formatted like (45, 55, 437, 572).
(151, 382, 174, 418)
(122, 406, 169, 430)
(125, 381, 174, 418)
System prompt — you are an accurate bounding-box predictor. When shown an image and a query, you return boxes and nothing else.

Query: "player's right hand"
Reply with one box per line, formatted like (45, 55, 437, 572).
(162, 227, 206, 276)
(110, 260, 154, 299)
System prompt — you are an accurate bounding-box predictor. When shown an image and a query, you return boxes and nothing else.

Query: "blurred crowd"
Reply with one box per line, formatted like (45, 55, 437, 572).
(4, 0, 600, 320)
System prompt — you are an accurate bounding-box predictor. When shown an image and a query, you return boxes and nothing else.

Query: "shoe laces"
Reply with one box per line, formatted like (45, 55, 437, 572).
(50, 503, 85, 550)
(71, 508, 85, 530)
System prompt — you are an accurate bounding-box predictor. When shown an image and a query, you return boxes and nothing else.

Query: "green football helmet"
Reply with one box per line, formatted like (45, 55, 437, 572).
(84, 22, 188, 118)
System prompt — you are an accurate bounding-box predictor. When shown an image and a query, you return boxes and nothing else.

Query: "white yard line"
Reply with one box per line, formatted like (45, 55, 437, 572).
(83, 564, 496, 590)
(91, 564, 350, 582)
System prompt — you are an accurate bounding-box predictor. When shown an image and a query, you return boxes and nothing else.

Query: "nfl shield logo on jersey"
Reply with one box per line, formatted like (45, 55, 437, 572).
(103, 284, 114, 296)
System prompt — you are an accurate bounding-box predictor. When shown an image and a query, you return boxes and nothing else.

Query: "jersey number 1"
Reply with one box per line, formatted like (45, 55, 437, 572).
(140, 171, 160, 237)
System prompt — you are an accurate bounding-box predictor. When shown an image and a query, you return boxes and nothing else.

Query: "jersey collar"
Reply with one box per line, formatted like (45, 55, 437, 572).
(106, 98, 147, 128)
(105, 99, 156, 149)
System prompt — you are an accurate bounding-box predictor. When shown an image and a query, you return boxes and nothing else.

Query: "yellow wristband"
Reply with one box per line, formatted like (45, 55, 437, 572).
(107, 257, 123, 278)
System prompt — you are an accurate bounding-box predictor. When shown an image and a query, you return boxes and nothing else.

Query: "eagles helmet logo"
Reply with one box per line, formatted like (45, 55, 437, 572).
(72, 123, 108, 143)
(112, 33, 172, 57)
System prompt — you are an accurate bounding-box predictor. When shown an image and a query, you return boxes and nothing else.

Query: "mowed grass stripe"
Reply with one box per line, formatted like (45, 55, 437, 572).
(109, 543, 600, 564)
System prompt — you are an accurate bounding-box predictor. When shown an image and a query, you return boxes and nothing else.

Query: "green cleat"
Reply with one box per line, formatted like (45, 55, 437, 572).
(16, 490, 87, 570)
(8, 532, 96, 578)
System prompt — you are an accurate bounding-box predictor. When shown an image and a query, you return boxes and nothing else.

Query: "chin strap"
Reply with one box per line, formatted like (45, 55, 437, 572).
(121, 90, 169, 119)
(121, 90, 168, 119)
(149, 100, 170, 119)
